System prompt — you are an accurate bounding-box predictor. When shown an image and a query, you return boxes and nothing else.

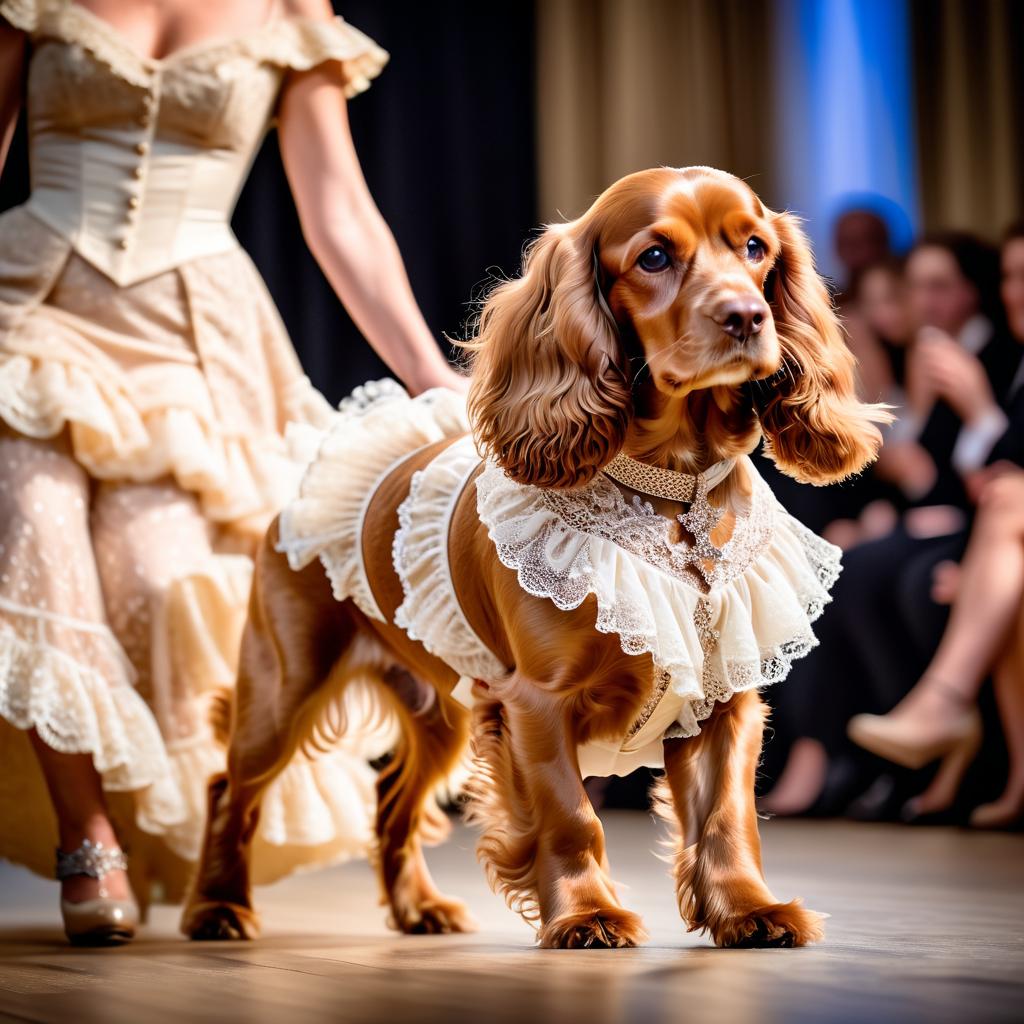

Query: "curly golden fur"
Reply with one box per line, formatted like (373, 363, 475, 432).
(183, 168, 886, 950)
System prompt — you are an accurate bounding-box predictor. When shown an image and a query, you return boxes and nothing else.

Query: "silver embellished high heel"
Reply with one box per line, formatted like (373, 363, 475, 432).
(57, 839, 139, 946)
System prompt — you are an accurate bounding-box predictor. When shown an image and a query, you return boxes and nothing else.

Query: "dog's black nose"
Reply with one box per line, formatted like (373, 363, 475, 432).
(716, 298, 767, 342)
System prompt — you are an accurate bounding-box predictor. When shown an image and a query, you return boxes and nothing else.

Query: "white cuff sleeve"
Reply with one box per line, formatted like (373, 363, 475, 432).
(887, 404, 923, 445)
(952, 407, 1010, 475)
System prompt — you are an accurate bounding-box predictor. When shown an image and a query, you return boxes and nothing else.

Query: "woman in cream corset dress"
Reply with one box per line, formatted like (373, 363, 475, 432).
(0, 0, 462, 944)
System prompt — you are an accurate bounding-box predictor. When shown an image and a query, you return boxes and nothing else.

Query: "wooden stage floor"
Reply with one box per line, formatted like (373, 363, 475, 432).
(1, 814, 1021, 1024)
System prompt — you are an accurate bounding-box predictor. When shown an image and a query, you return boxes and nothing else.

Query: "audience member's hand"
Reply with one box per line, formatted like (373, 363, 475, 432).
(822, 501, 898, 550)
(930, 559, 962, 605)
(858, 499, 899, 541)
(875, 440, 937, 499)
(912, 329, 998, 423)
(964, 460, 1021, 504)
(822, 518, 862, 550)
(904, 504, 968, 539)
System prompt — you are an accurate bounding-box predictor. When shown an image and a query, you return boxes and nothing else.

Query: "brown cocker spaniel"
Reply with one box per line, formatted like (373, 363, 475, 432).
(183, 167, 887, 950)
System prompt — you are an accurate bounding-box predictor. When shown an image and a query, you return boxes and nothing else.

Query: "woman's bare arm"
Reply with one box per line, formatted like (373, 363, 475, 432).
(277, 13, 463, 395)
(0, 22, 26, 174)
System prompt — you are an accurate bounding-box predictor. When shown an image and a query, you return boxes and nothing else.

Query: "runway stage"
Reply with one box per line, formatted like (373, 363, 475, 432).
(0, 815, 1021, 1024)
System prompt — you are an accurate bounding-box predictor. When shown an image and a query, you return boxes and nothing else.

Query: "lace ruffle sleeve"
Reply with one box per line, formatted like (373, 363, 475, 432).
(251, 15, 389, 98)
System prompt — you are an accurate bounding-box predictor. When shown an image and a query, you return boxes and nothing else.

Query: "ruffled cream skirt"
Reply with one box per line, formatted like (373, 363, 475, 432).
(278, 382, 843, 781)
(0, 208, 389, 900)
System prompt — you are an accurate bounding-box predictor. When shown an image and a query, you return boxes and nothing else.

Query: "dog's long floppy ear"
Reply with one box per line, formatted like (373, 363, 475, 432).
(754, 213, 891, 485)
(466, 223, 631, 488)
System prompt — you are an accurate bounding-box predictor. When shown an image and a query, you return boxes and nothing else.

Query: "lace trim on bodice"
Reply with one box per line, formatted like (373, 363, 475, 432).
(2, 1, 388, 96)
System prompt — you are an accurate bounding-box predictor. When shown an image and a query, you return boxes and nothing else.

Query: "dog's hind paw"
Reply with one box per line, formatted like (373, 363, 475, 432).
(390, 895, 479, 936)
(714, 899, 825, 949)
(180, 900, 261, 941)
(539, 907, 648, 949)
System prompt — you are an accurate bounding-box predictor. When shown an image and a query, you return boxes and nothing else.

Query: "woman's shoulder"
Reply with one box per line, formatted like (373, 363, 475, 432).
(265, 0, 388, 98)
(0, 0, 37, 34)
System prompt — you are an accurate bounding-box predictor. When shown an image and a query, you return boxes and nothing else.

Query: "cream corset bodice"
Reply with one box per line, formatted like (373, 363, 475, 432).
(2, 0, 388, 286)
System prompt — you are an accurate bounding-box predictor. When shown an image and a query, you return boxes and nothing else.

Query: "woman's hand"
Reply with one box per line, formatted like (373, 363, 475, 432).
(276, 7, 457, 396)
(964, 460, 1021, 504)
(912, 329, 999, 424)
(411, 363, 470, 396)
(930, 560, 962, 605)
(874, 440, 937, 500)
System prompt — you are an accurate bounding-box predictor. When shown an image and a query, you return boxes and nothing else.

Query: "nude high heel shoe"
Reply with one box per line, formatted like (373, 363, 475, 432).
(848, 690, 982, 820)
(900, 722, 983, 819)
(847, 688, 982, 771)
(970, 791, 1024, 830)
(57, 839, 139, 946)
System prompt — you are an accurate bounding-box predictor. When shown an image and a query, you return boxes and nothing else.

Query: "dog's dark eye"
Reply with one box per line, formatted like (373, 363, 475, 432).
(638, 246, 671, 272)
(746, 237, 767, 263)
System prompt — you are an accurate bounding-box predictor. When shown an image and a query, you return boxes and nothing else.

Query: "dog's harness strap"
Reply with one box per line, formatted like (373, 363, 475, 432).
(354, 446, 429, 622)
(440, 451, 484, 618)
(392, 435, 508, 684)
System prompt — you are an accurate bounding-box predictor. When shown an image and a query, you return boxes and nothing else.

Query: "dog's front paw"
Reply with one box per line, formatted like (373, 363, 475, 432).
(389, 895, 479, 935)
(181, 900, 261, 941)
(539, 907, 648, 949)
(713, 899, 825, 949)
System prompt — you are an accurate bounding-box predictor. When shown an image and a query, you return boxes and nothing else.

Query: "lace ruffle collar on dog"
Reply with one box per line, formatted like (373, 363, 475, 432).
(482, 455, 773, 593)
(471, 454, 842, 767)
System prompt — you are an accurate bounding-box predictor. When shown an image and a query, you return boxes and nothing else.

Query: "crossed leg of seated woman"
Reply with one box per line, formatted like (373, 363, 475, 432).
(973, 607, 1024, 826)
(849, 472, 1024, 823)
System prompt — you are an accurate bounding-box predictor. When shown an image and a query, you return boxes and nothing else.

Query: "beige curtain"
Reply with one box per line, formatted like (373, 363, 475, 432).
(535, 0, 777, 223)
(911, 0, 1024, 237)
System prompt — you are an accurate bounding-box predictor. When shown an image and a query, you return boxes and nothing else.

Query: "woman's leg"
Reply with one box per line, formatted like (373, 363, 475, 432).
(874, 474, 1024, 733)
(972, 600, 1024, 827)
(27, 741, 132, 902)
(760, 530, 913, 815)
(90, 479, 224, 743)
(0, 429, 131, 905)
(91, 476, 263, 905)
(848, 474, 1024, 814)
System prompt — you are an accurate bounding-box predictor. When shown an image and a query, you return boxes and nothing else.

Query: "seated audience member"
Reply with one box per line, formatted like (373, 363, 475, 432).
(848, 467, 1024, 827)
(822, 258, 913, 547)
(760, 225, 1024, 821)
(834, 207, 893, 298)
(875, 232, 1019, 511)
(848, 223, 1024, 827)
(845, 257, 913, 403)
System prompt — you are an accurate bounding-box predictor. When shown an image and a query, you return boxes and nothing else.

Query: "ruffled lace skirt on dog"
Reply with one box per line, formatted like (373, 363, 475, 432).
(278, 382, 842, 778)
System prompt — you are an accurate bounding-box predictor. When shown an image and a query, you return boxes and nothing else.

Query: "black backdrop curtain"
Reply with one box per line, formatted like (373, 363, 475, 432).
(0, 1, 537, 405)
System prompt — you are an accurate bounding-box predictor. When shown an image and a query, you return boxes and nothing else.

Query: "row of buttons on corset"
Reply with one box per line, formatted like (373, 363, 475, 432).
(118, 90, 159, 250)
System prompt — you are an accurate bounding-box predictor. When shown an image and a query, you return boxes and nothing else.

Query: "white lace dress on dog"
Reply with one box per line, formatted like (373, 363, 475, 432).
(279, 382, 842, 779)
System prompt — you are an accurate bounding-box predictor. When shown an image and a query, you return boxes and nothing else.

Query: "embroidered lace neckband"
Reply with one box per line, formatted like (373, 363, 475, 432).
(603, 453, 736, 503)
